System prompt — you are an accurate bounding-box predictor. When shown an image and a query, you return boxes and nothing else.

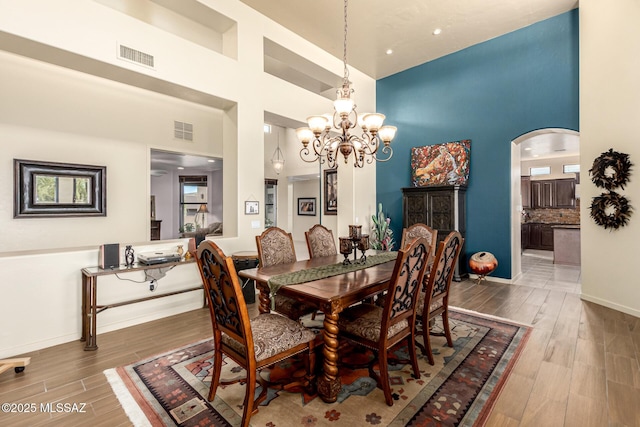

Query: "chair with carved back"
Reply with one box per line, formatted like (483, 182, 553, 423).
(305, 224, 337, 259)
(255, 227, 319, 320)
(416, 230, 464, 365)
(400, 223, 438, 265)
(336, 237, 432, 406)
(195, 240, 316, 427)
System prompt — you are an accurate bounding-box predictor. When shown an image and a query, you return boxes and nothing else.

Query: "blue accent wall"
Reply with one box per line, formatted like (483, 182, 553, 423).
(376, 10, 579, 279)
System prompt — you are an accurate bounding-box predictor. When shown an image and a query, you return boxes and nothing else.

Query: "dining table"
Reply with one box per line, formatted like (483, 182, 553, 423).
(237, 252, 398, 403)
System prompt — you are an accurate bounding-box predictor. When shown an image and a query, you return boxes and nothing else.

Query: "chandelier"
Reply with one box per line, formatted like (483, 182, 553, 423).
(271, 130, 285, 174)
(297, 0, 396, 168)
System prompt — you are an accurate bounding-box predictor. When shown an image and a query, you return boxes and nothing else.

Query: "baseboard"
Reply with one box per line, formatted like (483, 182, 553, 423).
(467, 273, 513, 284)
(580, 293, 640, 318)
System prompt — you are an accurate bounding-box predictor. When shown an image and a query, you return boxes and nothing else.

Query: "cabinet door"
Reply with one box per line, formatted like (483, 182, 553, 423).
(427, 191, 454, 231)
(404, 194, 427, 226)
(521, 176, 531, 208)
(541, 181, 554, 208)
(540, 225, 554, 250)
(529, 223, 541, 248)
(555, 179, 576, 208)
(521, 223, 530, 249)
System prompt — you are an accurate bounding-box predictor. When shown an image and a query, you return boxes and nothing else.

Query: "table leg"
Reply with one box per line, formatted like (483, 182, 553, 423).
(84, 276, 98, 351)
(317, 312, 342, 403)
(81, 273, 88, 342)
(256, 282, 271, 314)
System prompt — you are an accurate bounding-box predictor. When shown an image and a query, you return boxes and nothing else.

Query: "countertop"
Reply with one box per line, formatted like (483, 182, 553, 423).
(551, 224, 580, 229)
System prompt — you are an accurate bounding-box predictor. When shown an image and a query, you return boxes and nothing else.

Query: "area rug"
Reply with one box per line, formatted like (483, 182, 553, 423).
(104, 308, 530, 427)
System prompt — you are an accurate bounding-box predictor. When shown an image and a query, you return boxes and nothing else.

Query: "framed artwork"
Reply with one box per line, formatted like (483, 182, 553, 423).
(410, 139, 471, 187)
(297, 198, 316, 216)
(245, 201, 259, 215)
(324, 169, 337, 215)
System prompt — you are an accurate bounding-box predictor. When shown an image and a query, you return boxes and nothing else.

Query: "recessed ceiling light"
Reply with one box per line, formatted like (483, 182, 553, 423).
(433, 28, 442, 35)
(177, 166, 185, 170)
(207, 159, 215, 163)
(524, 147, 532, 151)
(532, 155, 539, 158)
(386, 49, 393, 55)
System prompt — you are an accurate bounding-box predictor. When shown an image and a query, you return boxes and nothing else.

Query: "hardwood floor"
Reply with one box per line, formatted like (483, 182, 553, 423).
(1, 255, 639, 426)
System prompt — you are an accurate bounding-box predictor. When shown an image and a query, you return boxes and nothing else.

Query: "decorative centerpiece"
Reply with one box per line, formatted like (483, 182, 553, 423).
(339, 227, 368, 265)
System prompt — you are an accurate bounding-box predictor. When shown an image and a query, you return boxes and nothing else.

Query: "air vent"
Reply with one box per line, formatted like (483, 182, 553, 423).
(174, 121, 193, 141)
(118, 44, 155, 68)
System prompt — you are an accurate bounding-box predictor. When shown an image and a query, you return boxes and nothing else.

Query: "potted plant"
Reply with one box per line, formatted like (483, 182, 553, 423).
(370, 203, 395, 251)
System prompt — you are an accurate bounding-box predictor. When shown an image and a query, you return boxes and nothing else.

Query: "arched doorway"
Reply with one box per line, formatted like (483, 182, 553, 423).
(510, 128, 580, 281)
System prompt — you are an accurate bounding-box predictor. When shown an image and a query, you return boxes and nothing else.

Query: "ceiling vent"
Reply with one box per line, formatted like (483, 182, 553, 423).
(174, 121, 193, 141)
(117, 44, 155, 68)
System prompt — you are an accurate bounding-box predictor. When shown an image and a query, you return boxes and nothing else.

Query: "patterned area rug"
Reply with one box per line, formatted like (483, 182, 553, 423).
(105, 308, 529, 427)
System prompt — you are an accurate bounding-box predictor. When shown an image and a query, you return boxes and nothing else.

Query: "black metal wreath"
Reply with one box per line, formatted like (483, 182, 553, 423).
(590, 191, 632, 230)
(589, 149, 632, 190)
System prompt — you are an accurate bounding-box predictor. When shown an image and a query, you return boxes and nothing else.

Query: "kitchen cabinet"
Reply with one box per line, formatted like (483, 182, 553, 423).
(402, 185, 466, 280)
(521, 223, 530, 250)
(555, 179, 576, 208)
(522, 222, 554, 250)
(530, 178, 576, 209)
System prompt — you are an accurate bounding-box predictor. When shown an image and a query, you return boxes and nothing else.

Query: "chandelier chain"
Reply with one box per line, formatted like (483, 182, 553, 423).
(342, 0, 349, 85)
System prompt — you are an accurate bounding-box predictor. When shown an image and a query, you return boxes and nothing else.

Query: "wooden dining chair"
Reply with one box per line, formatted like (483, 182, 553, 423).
(337, 237, 431, 406)
(305, 224, 337, 258)
(255, 227, 318, 320)
(195, 240, 317, 427)
(416, 230, 464, 365)
(400, 223, 438, 264)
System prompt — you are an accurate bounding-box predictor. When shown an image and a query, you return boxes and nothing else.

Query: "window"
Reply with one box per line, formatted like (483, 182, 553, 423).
(179, 176, 207, 232)
(563, 164, 580, 173)
(530, 166, 551, 176)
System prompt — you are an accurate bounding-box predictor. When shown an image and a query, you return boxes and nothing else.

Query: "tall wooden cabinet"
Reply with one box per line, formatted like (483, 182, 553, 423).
(402, 185, 467, 280)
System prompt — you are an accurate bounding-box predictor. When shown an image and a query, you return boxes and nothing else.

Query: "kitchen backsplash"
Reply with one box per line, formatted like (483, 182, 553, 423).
(524, 207, 581, 224)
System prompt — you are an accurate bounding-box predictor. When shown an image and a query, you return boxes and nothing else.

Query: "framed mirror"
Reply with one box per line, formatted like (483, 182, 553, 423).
(14, 159, 107, 218)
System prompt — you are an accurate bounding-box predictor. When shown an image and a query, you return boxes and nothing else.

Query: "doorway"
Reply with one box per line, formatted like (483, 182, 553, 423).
(510, 128, 581, 282)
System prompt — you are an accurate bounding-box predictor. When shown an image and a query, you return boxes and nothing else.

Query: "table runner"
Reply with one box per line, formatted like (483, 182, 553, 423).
(267, 251, 398, 296)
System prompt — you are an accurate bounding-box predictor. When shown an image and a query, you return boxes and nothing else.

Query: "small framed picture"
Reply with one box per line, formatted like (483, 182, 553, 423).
(245, 201, 259, 215)
(324, 169, 337, 215)
(297, 198, 316, 216)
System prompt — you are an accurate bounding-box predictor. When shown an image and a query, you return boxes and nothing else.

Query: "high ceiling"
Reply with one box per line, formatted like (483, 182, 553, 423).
(239, 0, 578, 79)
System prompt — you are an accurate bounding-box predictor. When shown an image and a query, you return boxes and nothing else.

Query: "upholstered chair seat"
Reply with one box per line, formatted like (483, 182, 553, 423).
(337, 304, 408, 342)
(222, 313, 316, 362)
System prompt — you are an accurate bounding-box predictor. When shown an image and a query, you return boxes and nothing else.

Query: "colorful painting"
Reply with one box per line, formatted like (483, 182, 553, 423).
(411, 139, 471, 187)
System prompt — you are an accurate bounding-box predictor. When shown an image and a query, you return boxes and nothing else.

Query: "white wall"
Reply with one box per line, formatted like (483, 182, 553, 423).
(0, 0, 379, 357)
(580, 1, 640, 317)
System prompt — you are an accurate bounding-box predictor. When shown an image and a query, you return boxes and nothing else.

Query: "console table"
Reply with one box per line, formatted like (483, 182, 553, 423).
(80, 259, 200, 350)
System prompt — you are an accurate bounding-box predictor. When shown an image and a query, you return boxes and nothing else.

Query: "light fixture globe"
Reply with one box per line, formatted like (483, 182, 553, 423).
(297, 0, 396, 169)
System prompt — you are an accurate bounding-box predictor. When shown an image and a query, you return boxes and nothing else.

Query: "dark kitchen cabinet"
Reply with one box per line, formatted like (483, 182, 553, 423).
(555, 179, 576, 208)
(530, 178, 576, 209)
(521, 223, 530, 250)
(523, 223, 554, 251)
(402, 185, 467, 280)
